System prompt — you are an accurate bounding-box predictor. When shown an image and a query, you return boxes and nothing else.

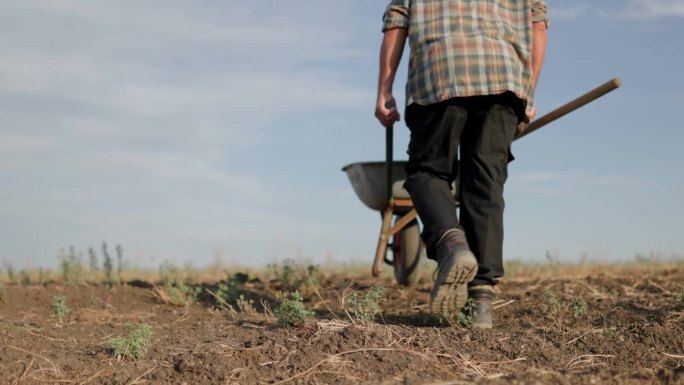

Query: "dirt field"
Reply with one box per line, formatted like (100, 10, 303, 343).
(1, 262, 683, 385)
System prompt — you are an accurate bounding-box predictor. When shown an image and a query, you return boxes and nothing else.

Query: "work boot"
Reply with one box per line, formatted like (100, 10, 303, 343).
(468, 285, 494, 329)
(429, 229, 478, 316)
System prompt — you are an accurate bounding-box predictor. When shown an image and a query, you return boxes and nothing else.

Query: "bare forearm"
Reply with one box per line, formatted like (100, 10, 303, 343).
(530, 21, 547, 92)
(378, 28, 408, 95)
(375, 27, 407, 127)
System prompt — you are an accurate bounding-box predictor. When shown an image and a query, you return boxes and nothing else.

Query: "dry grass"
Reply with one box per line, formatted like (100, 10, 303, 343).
(6, 258, 682, 287)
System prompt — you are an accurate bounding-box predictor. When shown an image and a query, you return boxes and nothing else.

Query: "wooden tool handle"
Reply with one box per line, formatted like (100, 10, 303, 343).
(515, 78, 622, 141)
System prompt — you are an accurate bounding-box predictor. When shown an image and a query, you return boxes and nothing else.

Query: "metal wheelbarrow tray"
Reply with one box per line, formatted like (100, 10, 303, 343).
(344, 78, 622, 286)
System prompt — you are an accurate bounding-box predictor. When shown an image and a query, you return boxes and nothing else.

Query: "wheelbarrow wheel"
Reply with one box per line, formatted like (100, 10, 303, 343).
(392, 218, 422, 286)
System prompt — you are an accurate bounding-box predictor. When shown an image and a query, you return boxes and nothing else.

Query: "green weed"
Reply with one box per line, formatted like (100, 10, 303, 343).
(270, 259, 321, 292)
(540, 289, 564, 328)
(421, 312, 453, 326)
(236, 294, 258, 315)
(115, 244, 125, 278)
(38, 268, 49, 286)
(348, 286, 385, 323)
(274, 291, 314, 327)
(216, 273, 253, 308)
(572, 297, 588, 318)
(159, 260, 176, 284)
(1, 320, 21, 333)
(216, 273, 248, 308)
(0, 281, 6, 304)
(545, 250, 561, 275)
(3, 260, 15, 283)
(51, 295, 70, 323)
(680, 289, 684, 302)
(157, 261, 200, 306)
(108, 323, 153, 360)
(102, 242, 117, 286)
(88, 247, 98, 273)
(20, 270, 30, 285)
(216, 282, 237, 308)
(603, 326, 620, 340)
(167, 283, 200, 306)
(541, 289, 562, 316)
(457, 298, 475, 327)
(181, 261, 200, 284)
(59, 246, 84, 285)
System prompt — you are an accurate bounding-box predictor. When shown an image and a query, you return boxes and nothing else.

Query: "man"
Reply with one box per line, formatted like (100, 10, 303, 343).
(375, 0, 548, 328)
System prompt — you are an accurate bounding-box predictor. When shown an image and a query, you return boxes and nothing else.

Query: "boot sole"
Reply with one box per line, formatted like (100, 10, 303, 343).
(429, 254, 478, 315)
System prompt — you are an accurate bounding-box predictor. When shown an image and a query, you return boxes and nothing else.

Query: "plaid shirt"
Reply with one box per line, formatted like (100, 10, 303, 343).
(383, 0, 549, 107)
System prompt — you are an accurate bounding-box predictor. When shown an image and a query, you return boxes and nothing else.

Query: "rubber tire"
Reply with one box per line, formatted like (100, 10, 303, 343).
(393, 218, 422, 286)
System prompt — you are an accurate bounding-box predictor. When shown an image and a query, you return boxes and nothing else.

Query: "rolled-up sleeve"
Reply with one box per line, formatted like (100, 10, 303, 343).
(531, 0, 549, 27)
(382, 0, 409, 32)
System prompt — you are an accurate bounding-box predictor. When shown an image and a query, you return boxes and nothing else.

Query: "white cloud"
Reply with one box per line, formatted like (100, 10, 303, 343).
(543, 1, 684, 21)
(511, 170, 641, 196)
(0, 133, 57, 152)
(615, 0, 684, 19)
(550, 5, 587, 21)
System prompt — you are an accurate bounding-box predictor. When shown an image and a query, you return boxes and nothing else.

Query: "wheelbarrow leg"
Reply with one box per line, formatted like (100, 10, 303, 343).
(372, 200, 419, 277)
(388, 205, 417, 236)
(373, 204, 394, 277)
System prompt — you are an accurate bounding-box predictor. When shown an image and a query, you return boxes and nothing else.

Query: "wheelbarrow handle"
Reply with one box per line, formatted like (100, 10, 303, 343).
(384, 100, 397, 203)
(515, 77, 622, 140)
(386, 124, 393, 202)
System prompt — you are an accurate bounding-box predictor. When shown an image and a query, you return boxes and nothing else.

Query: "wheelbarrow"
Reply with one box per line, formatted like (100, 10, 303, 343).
(343, 78, 622, 286)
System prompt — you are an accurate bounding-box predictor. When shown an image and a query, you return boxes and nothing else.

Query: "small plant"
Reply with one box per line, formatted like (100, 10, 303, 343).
(540, 289, 563, 328)
(182, 261, 199, 284)
(348, 286, 385, 323)
(102, 241, 116, 286)
(38, 268, 49, 286)
(88, 247, 98, 273)
(51, 295, 70, 323)
(0, 281, 6, 304)
(166, 283, 200, 306)
(156, 261, 200, 306)
(19, 270, 30, 285)
(59, 247, 84, 285)
(270, 258, 303, 291)
(3, 260, 16, 283)
(572, 297, 588, 318)
(274, 291, 314, 327)
(603, 326, 620, 340)
(541, 289, 562, 316)
(216, 273, 245, 307)
(270, 259, 321, 292)
(680, 289, 684, 302)
(422, 312, 453, 326)
(115, 244, 125, 279)
(236, 294, 258, 315)
(216, 281, 237, 308)
(108, 323, 153, 360)
(304, 264, 322, 288)
(159, 260, 177, 284)
(457, 298, 475, 327)
(600, 313, 623, 340)
(215, 273, 251, 309)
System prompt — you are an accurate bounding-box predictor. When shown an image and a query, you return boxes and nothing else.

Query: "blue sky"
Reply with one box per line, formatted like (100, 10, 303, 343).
(1, 0, 683, 270)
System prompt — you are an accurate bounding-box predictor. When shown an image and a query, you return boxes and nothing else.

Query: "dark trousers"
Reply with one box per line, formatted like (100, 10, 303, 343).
(403, 92, 523, 286)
